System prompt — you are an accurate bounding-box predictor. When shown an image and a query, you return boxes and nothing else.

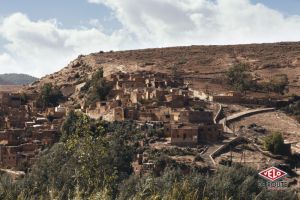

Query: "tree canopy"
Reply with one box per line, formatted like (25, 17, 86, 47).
(264, 132, 288, 155)
(37, 83, 64, 108)
(81, 68, 112, 106)
(226, 63, 289, 94)
(226, 63, 254, 92)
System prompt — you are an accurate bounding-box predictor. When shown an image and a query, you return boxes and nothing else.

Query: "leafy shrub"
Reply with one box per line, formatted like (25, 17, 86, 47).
(14, 113, 135, 199)
(81, 68, 112, 106)
(37, 83, 64, 108)
(118, 164, 297, 200)
(226, 63, 255, 92)
(226, 63, 289, 94)
(264, 132, 287, 155)
(260, 74, 289, 95)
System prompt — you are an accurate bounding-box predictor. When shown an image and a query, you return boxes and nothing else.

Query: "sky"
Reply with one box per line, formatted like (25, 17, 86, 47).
(0, 0, 300, 77)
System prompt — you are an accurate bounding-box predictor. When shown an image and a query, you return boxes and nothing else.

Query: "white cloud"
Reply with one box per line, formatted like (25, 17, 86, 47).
(88, 0, 300, 45)
(1, 0, 300, 77)
(0, 13, 136, 77)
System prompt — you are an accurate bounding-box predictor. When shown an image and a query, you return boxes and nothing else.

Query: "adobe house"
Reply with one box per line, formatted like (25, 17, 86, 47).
(86, 101, 109, 119)
(151, 80, 166, 89)
(150, 89, 169, 101)
(209, 91, 242, 104)
(152, 106, 172, 122)
(113, 107, 125, 121)
(5, 109, 28, 129)
(168, 123, 222, 146)
(138, 112, 157, 122)
(177, 110, 214, 124)
(115, 72, 130, 80)
(0, 129, 24, 146)
(1, 93, 22, 108)
(124, 107, 139, 120)
(0, 146, 20, 168)
(169, 124, 199, 146)
(129, 73, 146, 83)
(165, 94, 188, 108)
(198, 124, 223, 142)
(144, 88, 155, 100)
(0, 143, 39, 169)
(35, 117, 48, 125)
(116, 80, 146, 90)
(130, 89, 144, 104)
(55, 105, 66, 114)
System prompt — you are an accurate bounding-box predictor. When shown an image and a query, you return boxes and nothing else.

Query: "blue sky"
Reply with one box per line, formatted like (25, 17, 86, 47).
(0, 0, 300, 77)
(0, 0, 121, 29)
(252, 0, 300, 15)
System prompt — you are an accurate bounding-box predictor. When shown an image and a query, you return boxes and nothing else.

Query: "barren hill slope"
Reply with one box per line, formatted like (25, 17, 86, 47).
(29, 42, 300, 96)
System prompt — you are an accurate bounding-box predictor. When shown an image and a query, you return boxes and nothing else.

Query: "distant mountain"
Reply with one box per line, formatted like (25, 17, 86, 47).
(0, 73, 38, 85)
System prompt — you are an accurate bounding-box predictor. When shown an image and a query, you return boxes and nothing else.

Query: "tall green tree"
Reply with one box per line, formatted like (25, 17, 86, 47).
(82, 68, 112, 106)
(37, 83, 64, 108)
(264, 132, 287, 155)
(226, 63, 254, 92)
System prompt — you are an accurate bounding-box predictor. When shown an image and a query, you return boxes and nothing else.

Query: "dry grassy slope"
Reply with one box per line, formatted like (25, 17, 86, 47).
(29, 42, 300, 95)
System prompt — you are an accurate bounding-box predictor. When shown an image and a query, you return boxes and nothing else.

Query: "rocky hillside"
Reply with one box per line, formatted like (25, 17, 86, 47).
(0, 73, 38, 85)
(29, 42, 300, 96)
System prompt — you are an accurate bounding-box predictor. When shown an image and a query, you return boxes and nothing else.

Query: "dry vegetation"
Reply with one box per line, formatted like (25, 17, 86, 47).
(28, 42, 300, 96)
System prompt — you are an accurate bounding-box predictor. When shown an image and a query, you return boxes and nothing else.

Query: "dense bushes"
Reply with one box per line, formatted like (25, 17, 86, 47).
(264, 132, 288, 155)
(37, 83, 64, 108)
(266, 74, 289, 95)
(226, 63, 289, 94)
(118, 164, 297, 200)
(226, 63, 254, 92)
(81, 68, 112, 106)
(1, 112, 298, 199)
(9, 112, 135, 199)
(282, 98, 300, 122)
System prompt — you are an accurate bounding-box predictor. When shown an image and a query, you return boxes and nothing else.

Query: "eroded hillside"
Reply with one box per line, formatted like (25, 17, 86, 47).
(28, 42, 300, 95)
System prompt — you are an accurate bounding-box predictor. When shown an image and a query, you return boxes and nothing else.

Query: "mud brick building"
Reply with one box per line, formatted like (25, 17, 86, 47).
(168, 123, 222, 146)
(86, 71, 224, 147)
(0, 143, 39, 169)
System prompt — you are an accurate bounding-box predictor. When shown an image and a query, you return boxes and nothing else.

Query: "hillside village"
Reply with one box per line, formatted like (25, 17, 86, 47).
(0, 67, 300, 183)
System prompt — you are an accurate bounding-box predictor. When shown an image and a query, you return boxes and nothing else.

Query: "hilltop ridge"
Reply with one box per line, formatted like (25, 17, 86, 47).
(29, 42, 300, 96)
(0, 73, 38, 85)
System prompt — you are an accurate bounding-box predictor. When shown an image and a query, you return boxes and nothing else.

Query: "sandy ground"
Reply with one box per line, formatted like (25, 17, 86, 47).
(214, 148, 284, 170)
(231, 111, 300, 136)
(231, 111, 300, 153)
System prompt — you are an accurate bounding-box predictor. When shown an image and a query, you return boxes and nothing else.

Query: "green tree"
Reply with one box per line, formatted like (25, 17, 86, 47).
(82, 68, 112, 106)
(264, 132, 286, 155)
(226, 63, 255, 92)
(268, 74, 289, 95)
(37, 83, 64, 108)
(17, 113, 134, 199)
